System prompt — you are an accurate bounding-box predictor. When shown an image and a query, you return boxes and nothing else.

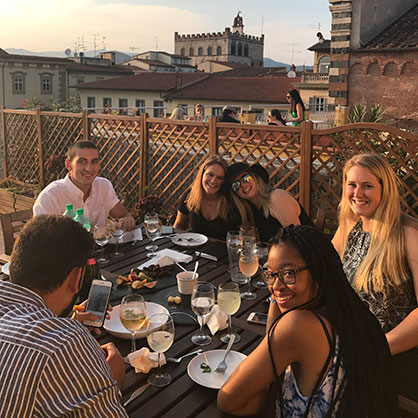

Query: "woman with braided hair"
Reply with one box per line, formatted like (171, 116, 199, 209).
(218, 225, 397, 417)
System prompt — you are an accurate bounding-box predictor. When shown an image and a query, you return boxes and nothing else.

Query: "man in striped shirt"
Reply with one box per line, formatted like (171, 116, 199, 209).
(0, 215, 128, 417)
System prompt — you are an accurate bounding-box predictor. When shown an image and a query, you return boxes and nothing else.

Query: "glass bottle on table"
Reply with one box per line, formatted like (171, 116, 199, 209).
(239, 245, 258, 300)
(79, 256, 101, 302)
(218, 282, 241, 344)
(120, 294, 147, 353)
(147, 313, 174, 387)
(191, 282, 215, 346)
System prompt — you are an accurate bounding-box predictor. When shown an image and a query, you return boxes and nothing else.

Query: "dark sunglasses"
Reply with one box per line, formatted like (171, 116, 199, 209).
(231, 174, 252, 193)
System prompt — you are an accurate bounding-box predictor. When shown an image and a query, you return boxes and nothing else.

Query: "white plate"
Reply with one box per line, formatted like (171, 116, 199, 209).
(109, 228, 143, 244)
(1, 262, 10, 275)
(172, 233, 208, 247)
(103, 302, 168, 340)
(187, 349, 247, 389)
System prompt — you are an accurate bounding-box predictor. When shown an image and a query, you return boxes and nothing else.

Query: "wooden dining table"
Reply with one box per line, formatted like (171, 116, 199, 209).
(96, 229, 270, 418)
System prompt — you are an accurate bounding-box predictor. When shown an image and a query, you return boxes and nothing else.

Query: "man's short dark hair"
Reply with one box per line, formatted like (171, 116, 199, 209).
(10, 215, 94, 294)
(67, 141, 99, 161)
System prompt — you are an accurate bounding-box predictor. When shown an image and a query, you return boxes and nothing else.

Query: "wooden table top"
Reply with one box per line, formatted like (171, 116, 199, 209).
(97, 230, 269, 418)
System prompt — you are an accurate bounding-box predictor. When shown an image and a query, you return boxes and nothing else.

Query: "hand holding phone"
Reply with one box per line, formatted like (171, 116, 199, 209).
(247, 312, 268, 325)
(82, 280, 112, 327)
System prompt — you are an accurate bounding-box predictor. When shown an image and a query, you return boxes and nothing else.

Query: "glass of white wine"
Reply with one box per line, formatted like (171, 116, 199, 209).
(191, 282, 215, 346)
(147, 313, 175, 387)
(93, 224, 111, 265)
(239, 245, 258, 300)
(144, 214, 162, 258)
(119, 294, 147, 353)
(218, 282, 241, 344)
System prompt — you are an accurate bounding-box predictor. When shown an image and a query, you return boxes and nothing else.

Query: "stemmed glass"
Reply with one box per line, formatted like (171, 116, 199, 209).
(239, 225, 256, 248)
(144, 212, 158, 251)
(239, 245, 258, 300)
(119, 294, 147, 353)
(111, 218, 125, 258)
(191, 282, 215, 346)
(144, 213, 162, 258)
(93, 224, 111, 265)
(218, 282, 241, 344)
(147, 313, 175, 387)
(252, 242, 269, 289)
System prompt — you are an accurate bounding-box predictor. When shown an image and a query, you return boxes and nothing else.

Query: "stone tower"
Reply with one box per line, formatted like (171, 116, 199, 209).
(174, 13, 264, 67)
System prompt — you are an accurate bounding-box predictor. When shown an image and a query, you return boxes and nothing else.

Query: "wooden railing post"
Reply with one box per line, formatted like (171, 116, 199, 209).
(208, 117, 218, 155)
(36, 108, 45, 188)
(82, 109, 90, 141)
(139, 112, 148, 198)
(299, 121, 313, 216)
(1, 106, 8, 178)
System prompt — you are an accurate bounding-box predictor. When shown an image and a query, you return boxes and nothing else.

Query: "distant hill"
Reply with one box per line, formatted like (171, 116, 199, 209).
(264, 57, 313, 71)
(5, 48, 131, 64)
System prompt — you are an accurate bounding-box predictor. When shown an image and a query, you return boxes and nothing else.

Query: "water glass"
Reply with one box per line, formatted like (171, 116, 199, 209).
(218, 282, 241, 344)
(226, 231, 246, 284)
(144, 214, 162, 258)
(191, 282, 215, 346)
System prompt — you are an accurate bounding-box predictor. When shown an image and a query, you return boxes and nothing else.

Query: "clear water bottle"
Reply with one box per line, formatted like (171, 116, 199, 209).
(63, 203, 76, 218)
(74, 208, 91, 232)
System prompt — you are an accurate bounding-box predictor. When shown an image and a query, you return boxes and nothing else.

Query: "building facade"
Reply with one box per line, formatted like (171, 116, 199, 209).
(174, 13, 264, 67)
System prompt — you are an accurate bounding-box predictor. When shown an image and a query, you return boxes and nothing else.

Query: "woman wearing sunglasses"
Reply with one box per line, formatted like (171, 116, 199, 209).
(224, 162, 312, 242)
(173, 155, 239, 240)
(218, 225, 397, 417)
(268, 109, 286, 126)
(286, 89, 306, 127)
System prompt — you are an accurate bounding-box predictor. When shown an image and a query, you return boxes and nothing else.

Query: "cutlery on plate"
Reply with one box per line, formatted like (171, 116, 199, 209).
(123, 382, 150, 407)
(167, 349, 203, 363)
(214, 334, 236, 374)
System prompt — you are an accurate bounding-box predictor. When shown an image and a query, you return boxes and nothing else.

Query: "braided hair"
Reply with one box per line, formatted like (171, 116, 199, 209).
(269, 225, 397, 418)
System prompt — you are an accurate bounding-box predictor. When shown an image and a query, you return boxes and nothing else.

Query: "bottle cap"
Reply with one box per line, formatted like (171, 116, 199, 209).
(87, 258, 97, 265)
(76, 208, 84, 215)
(66, 204, 73, 210)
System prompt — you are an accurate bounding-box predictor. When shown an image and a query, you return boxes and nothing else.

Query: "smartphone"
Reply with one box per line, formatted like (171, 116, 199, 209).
(247, 312, 268, 325)
(82, 280, 112, 327)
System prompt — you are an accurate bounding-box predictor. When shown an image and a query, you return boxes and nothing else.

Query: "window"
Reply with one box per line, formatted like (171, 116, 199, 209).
(189, 48, 194, 56)
(76, 78, 84, 85)
(309, 97, 328, 112)
(212, 107, 222, 116)
(318, 55, 330, 73)
(238, 43, 243, 56)
(244, 44, 249, 57)
(12, 73, 25, 94)
(217, 46, 221, 56)
(103, 98, 112, 107)
(119, 98, 128, 108)
(153, 100, 164, 117)
(207, 47, 212, 56)
(40, 74, 52, 94)
(231, 42, 236, 55)
(198, 47, 203, 56)
(87, 97, 96, 109)
(180, 48, 185, 56)
(135, 99, 145, 114)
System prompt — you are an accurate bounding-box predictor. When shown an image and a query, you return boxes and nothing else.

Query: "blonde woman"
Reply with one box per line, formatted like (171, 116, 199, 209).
(332, 153, 418, 401)
(173, 155, 238, 240)
(224, 162, 312, 242)
(169, 106, 185, 120)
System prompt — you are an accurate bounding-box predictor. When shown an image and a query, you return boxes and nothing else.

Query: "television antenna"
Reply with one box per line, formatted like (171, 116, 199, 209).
(129, 46, 140, 57)
(92, 34, 100, 56)
(285, 43, 301, 65)
(154, 36, 159, 50)
(308, 23, 322, 32)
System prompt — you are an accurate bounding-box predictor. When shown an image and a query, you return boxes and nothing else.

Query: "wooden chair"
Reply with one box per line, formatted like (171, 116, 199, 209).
(0, 209, 33, 258)
(314, 207, 339, 239)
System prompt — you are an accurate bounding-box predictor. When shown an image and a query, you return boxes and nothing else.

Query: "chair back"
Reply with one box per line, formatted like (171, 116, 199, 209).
(314, 208, 339, 239)
(0, 209, 33, 255)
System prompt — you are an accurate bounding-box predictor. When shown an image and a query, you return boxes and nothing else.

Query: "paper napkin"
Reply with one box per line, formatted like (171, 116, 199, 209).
(139, 249, 193, 269)
(128, 347, 166, 374)
(198, 305, 228, 336)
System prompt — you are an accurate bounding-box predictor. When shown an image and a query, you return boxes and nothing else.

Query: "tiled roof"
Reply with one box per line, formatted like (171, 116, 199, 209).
(133, 58, 174, 68)
(0, 53, 70, 64)
(76, 72, 209, 91)
(67, 62, 133, 74)
(308, 40, 331, 51)
(166, 75, 298, 103)
(214, 67, 288, 78)
(363, 3, 418, 49)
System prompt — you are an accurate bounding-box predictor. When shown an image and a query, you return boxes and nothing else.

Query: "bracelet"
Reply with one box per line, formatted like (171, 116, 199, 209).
(268, 296, 276, 304)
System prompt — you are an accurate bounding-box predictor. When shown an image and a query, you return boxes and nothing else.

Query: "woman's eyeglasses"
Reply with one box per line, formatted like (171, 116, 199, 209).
(231, 174, 252, 193)
(262, 266, 309, 285)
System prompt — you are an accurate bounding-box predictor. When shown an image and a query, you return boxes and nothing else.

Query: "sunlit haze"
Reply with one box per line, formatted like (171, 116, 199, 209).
(1, 0, 331, 65)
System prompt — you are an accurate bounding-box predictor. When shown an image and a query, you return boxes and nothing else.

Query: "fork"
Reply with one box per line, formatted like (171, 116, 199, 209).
(214, 334, 236, 374)
(167, 349, 202, 363)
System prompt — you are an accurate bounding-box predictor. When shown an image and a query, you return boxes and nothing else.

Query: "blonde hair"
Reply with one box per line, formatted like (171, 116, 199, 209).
(338, 153, 418, 295)
(186, 155, 229, 221)
(169, 107, 185, 120)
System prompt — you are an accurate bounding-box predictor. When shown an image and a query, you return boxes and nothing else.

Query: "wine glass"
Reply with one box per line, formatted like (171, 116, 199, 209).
(218, 282, 241, 344)
(239, 245, 258, 300)
(119, 294, 147, 353)
(191, 282, 215, 346)
(111, 218, 125, 258)
(144, 212, 158, 251)
(144, 214, 162, 258)
(252, 242, 269, 289)
(93, 224, 110, 265)
(147, 313, 175, 387)
(239, 225, 256, 248)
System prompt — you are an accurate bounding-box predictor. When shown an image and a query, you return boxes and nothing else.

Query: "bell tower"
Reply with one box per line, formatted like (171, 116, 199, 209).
(232, 12, 244, 34)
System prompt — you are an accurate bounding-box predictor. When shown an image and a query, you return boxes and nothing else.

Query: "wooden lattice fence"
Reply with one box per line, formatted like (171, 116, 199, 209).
(1, 108, 417, 219)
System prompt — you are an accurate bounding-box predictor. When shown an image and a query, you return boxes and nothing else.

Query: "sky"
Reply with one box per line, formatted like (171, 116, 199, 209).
(1, 0, 331, 65)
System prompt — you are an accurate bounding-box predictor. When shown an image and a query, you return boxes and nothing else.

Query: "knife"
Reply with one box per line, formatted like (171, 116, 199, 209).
(123, 382, 150, 407)
(195, 251, 217, 261)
